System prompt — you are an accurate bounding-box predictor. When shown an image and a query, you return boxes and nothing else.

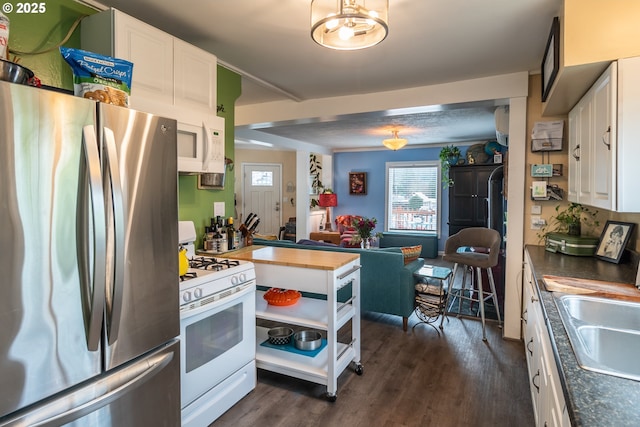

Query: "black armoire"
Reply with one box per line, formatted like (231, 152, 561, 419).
(447, 164, 502, 236)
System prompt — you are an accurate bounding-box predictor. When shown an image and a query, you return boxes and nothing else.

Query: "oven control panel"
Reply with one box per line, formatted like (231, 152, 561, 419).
(179, 262, 256, 309)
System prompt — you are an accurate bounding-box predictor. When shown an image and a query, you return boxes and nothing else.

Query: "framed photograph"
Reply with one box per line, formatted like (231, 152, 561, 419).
(594, 221, 635, 264)
(349, 172, 367, 195)
(541, 17, 560, 102)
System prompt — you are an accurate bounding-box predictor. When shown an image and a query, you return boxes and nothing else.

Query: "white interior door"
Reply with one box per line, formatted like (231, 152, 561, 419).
(242, 163, 282, 235)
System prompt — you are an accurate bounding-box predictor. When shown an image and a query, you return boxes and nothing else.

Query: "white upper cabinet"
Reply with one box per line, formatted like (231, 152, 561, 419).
(568, 56, 640, 212)
(111, 11, 174, 110)
(174, 39, 217, 112)
(81, 8, 217, 118)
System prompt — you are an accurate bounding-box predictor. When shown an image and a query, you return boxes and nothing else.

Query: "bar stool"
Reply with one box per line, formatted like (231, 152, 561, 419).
(439, 227, 502, 341)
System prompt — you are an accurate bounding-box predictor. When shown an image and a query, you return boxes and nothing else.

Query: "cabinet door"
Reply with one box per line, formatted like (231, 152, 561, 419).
(174, 39, 218, 112)
(473, 166, 494, 225)
(577, 97, 593, 205)
(522, 260, 540, 425)
(567, 108, 579, 202)
(449, 167, 476, 227)
(113, 11, 174, 111)
(591, 65, 615, 210)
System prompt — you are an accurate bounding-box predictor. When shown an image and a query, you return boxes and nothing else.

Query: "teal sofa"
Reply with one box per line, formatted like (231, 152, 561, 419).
(253, 238, 425, 331)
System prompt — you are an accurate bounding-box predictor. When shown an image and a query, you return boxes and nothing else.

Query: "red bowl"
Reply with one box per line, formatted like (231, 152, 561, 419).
(264, 288, 301, 306)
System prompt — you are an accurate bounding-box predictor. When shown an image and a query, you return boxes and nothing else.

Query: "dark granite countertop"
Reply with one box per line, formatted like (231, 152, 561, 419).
(525, 245, 640, 427)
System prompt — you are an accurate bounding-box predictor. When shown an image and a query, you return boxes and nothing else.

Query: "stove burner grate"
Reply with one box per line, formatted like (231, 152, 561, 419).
(180, 272, 197, 281)
(189, 256, 241, 271)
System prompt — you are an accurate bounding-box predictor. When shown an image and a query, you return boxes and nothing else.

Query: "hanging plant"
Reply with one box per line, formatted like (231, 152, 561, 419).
(439, 145, 461, 188)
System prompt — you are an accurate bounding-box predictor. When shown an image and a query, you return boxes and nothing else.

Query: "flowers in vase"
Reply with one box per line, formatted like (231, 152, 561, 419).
(350, 217, 382, 244)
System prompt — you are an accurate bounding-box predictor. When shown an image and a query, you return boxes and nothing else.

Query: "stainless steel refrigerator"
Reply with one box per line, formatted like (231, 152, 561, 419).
(0, 81, 181, 426)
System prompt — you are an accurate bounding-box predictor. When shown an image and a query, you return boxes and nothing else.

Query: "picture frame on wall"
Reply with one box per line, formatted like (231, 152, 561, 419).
(594, 221, 635, 264)
(349, 172, 367, 195)
(541, 16, 560, 102)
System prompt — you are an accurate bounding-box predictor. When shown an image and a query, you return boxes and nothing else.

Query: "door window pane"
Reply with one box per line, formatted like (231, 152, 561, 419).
(251, 171, 273, 186)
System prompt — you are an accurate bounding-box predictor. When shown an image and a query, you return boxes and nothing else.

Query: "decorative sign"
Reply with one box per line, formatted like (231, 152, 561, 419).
(531, 164, 553, 177)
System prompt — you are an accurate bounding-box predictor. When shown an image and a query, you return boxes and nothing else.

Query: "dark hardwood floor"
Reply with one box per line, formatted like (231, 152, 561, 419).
(213, 310, 533, 426)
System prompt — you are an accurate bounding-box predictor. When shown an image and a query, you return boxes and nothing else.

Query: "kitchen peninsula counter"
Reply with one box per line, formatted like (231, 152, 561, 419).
(220, 245, 360, 271)
(526, 245, 640, 426)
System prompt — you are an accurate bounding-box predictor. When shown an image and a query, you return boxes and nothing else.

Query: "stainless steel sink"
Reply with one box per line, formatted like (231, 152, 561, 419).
(554, 294, 640, 381)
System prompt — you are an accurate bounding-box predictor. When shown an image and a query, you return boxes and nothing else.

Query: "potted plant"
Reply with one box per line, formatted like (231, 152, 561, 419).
(538, 202, 600, 240)
(439, 145, 461, 187)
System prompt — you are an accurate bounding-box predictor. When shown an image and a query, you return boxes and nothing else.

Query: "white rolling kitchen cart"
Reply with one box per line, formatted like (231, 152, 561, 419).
(225, 246, 363, 401)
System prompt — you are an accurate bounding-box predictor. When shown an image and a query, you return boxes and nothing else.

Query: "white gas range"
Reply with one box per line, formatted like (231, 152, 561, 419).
(178, 221, 257, 427)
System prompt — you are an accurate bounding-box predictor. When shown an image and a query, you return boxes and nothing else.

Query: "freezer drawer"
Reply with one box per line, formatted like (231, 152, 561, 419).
(0, 339, 181, 427)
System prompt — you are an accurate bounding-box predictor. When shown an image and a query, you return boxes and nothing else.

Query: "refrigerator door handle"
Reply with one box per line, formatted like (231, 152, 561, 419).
(79, 125, 107, 352)
(103, 127, 126, 345)
(1, 341, 177, 427)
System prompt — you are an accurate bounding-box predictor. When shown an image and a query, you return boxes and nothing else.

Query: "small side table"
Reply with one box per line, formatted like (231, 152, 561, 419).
(309, 231, 341, 245)
(413, 265, 452, 334)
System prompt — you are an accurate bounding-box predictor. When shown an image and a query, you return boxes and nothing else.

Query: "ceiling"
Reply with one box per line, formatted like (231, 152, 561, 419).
(92, 0, 561, 150)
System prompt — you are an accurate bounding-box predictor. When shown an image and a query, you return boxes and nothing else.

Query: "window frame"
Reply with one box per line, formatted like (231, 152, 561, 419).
(384, 160, 442, 237)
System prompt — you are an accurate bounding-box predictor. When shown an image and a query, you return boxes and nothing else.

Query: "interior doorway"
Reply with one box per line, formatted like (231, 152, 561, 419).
(242, 163, 282, 236)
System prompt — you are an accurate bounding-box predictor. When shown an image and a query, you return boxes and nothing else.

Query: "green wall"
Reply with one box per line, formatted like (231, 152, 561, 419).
(7, 0, 94, 89)
(8, 1, 242, 246)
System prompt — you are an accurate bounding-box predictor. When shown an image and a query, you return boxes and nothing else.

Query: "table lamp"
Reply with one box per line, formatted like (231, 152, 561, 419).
(318, 193, 338, 231)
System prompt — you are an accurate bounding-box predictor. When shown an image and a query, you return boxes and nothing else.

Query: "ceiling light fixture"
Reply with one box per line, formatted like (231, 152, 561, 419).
(382, 130, 407, 150)
(311, 0, 389, 50)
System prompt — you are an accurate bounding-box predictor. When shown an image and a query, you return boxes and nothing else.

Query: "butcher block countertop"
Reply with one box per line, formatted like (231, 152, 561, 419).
(220, 245, 360, 270)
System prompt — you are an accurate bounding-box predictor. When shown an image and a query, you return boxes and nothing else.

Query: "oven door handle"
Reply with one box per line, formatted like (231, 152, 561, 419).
(180, 282, 255, 319)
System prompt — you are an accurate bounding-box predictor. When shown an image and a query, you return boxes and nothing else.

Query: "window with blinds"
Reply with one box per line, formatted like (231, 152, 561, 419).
(385, 161, 440, 233)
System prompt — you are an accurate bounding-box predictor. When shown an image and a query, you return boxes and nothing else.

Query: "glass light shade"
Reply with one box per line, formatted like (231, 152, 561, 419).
(382, 130, 407, 150)
(311, 0, 389, 50)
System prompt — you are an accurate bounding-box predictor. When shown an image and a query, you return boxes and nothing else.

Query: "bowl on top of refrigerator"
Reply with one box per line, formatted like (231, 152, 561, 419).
(0, 59, 34, 84)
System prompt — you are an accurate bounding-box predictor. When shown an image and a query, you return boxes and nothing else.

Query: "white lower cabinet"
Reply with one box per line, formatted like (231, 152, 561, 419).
(523, 253, 570, 427)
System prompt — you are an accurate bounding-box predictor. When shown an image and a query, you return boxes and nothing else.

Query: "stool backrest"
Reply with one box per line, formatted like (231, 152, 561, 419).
(444, 227, 501, 266)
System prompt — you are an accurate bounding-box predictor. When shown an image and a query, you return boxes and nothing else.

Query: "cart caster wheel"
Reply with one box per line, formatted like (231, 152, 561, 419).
(326, 393, 337, 402)
(355, 363, 364, 376)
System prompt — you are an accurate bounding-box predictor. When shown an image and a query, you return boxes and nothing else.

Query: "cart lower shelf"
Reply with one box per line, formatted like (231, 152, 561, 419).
(255, 326, 362, 400)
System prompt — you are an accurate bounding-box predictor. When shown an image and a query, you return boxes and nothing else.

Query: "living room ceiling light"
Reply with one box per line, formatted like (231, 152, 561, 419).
(382, 130, 407, 150)
(311, 0, 389, 50)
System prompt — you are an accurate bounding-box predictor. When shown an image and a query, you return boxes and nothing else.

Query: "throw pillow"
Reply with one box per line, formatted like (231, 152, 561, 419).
(401, 245, 422, 265)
